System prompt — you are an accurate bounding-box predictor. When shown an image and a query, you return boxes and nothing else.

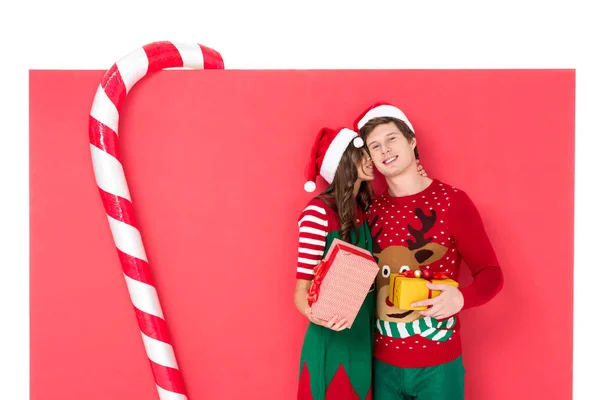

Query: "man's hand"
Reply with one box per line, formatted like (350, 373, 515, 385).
(305, 308, 349, 331)
(411, 283, 464, 320)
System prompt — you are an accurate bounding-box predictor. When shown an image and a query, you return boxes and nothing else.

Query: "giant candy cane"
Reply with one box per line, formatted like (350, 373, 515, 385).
(88, 41, 224, 399)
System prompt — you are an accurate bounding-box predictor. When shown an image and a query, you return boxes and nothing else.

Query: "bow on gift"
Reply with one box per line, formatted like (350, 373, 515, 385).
(399, 269, 449, 280)
(307, 260, 331, 306)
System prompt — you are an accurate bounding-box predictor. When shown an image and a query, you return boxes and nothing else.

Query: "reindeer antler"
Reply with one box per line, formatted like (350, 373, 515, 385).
(406, 208, 437, 250)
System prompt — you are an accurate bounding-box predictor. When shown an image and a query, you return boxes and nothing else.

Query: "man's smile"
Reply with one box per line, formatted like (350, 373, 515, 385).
(383, 155, 398, 165)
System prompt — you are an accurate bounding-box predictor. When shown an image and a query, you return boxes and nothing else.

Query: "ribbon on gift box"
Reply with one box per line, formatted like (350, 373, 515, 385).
(307, 260, 328, 306)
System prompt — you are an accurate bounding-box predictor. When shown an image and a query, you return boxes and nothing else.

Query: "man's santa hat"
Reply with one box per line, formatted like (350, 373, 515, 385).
(303, 127, 364, 192)
(354, 102, 415, 133)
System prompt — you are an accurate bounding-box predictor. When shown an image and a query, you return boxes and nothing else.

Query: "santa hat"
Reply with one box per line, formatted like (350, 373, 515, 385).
(304, 127, 364, 192)
(354, 102, 415, 133)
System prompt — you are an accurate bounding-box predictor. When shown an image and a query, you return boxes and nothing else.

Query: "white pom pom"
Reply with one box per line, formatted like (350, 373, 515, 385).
(353, 136, 364, 148)
(304, 181, 316, 192)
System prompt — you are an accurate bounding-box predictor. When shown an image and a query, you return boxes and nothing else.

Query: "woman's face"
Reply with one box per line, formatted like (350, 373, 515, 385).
(356, 149, 375, 182)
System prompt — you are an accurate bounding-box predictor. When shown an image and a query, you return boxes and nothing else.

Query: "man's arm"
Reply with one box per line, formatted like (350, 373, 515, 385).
(450, 190, 504, 310)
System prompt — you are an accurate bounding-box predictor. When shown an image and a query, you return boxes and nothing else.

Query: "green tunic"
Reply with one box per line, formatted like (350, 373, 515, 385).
(298, 217, 375, 400)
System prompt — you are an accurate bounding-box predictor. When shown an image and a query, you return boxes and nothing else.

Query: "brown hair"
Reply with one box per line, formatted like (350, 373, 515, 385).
(316, 145, 373, 244)
(359, 117, 419, 160)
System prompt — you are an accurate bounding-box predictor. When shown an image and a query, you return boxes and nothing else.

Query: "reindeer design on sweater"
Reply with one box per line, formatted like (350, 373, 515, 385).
(371, 208, 449, 323)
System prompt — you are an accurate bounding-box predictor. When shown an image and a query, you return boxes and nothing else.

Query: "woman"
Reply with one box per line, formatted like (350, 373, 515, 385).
(295, 127, 425, 400)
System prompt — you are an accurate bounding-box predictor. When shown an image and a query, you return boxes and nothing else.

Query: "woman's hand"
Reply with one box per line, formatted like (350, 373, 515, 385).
(305, 307, 349, 331)
(296, 279, 348, 331)
(417, 160, 428, 177)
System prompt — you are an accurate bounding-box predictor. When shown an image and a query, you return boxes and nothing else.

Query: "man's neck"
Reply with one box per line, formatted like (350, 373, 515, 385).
(386, 166, 433, 197)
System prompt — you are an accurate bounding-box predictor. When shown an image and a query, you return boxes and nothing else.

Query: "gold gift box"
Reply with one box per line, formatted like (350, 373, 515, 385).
(389, 273, 459, 311)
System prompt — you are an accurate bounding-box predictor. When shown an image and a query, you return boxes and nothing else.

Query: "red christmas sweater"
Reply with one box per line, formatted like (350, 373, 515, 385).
(368, 179, 503, 368)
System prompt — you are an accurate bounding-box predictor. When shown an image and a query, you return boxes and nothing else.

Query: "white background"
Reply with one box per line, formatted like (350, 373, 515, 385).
(1, 0, 597, 398)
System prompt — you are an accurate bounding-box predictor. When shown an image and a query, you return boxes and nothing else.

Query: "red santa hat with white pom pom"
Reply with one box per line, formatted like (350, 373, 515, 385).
(303, 127, 364, 192)
(354, 102, 415, 133)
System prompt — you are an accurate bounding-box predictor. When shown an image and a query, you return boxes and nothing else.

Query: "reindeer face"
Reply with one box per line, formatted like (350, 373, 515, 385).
(371, 208, 448, 323)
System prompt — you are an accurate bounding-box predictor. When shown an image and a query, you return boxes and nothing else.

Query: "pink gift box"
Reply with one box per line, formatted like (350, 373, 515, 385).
(307, 238, 379, 328)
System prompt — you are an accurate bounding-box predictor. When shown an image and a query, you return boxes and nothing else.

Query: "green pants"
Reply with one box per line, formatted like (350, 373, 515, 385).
(373, 357, 465, 400)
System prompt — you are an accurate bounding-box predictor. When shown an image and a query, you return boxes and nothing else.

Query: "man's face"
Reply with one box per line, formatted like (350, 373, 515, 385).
(365, 122, 416, 177)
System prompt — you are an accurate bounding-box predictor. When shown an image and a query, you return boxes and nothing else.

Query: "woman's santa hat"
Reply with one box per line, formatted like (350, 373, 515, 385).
(304, 127, 364, 192)
(354, 102, 415, 133)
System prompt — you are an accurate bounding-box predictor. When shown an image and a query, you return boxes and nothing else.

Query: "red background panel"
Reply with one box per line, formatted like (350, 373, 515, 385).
(30, 69, 574, 399)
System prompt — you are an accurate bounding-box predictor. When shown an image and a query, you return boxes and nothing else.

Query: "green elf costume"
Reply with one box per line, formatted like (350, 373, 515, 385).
(354, 103, 504, 400)
(296, 127, 376, 400)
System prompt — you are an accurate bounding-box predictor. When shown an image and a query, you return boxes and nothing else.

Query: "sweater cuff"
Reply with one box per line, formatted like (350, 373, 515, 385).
(459, 285, 478, 310)
(459, 266, 504, 310)
(296, 272, 314, 281)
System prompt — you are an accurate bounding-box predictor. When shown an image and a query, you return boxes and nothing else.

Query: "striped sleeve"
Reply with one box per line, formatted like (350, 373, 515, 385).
(296, 201, 330, 280)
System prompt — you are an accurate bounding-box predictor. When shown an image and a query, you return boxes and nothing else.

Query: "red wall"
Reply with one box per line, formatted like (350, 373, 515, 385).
(30, 69, 574, 399)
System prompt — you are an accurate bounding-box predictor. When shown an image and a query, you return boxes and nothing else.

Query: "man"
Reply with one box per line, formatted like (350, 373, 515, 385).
(354, 103, 504, 400)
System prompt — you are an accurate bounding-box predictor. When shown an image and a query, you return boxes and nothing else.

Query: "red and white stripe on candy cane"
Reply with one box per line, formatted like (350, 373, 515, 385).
(88, 41, 224, 399)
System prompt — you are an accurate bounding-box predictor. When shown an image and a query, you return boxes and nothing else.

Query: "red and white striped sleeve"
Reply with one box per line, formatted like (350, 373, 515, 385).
(296, 200, 330, 280)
